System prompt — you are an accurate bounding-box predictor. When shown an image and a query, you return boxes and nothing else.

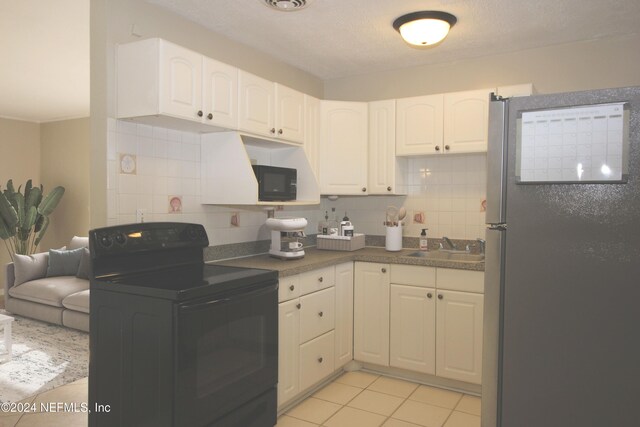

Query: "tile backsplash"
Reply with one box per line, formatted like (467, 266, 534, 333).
(107, 119, 320, 247)
(107, 119, 486, 248)
(321, 154, 487, 240)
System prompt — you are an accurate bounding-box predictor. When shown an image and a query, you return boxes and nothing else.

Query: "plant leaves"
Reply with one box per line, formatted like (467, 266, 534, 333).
(0, 217, 16, 239)
(15, 192, 25, 229)
(6, 179, 15, 194)
(25, 186, 42, 212)
(0, 191, 18, 227)
(22, 205, 38, 231)
(34, 216, 50, 247)
(34, 214, 45, 232)
(24, 179, 33, 204)
(37, 186, 65, 217)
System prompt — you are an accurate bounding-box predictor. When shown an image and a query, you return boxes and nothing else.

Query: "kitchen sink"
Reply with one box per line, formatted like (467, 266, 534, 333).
(406, 250, 485, 262)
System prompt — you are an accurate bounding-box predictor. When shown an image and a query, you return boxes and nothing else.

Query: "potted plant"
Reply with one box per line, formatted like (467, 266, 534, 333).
(0, 179, 65, 260)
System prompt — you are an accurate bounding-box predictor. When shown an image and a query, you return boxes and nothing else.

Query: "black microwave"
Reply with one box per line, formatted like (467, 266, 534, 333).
(252, 165, 297, 201)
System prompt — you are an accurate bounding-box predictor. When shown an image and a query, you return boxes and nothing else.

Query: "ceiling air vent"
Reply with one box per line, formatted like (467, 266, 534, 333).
(263, 0, 311, 11)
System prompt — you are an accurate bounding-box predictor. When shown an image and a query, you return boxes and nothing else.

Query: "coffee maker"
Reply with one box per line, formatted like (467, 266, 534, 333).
(265, 217, 307, 260)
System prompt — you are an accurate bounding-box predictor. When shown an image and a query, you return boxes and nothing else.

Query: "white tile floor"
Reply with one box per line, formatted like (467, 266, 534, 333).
(279, 371, 481, 427)
(0, 372, 480, 426)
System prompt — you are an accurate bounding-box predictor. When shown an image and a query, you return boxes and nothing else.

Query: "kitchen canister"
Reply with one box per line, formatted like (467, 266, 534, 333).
(385, 224, 402, 251)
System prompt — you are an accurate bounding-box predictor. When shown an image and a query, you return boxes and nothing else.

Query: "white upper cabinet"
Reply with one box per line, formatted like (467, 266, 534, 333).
(319, 101, 369, 195)
(396, 88, 492, 155)
(202, 57, 239, 129)
(238, 71, 304, 144)
(117, 38, 238, 131)
(276, 84, 305, 143)
(396, 94, 444, 156)
(238, 71, 276, 138)
(304, 95, 321, 177)
(496, 83, 535, 98)
(443, 88, 492, 154)
(368, 100, 407, 195)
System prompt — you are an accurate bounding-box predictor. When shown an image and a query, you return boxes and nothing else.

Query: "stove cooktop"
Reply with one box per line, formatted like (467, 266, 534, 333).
(91, 264, 278, 301)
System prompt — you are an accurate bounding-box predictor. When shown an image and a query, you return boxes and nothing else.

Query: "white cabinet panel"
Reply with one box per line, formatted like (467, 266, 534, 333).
(202, 57, 238, 129)
(436, 290, 484, 384)
(278, 298, 300, 407)
(276, 84, 305, 144)
(160, 40, 202, 120)
(334, 262, 354, 369)
(319, 101, 369, 195)
(278, 275, 300, 303)
(354, 262, 390, 366)
(443, 89, 492, 154)
(396, 94, 444, 156)
(369, 100, 406, 195)
(299, 331, 335, 392)
(390, 265, 436, 288)
(304, 95, 321, 177)
(238, 71, 275, 137)
(298, 265, 335, 296)
(390, 284, 436, 374)
(300, 287, 335, 344)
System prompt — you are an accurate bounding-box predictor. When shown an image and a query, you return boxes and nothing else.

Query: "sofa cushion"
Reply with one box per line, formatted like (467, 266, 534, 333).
(76, 248, 91, 280)
(8, 276, 89, 308)
(13, 252, 49, 286)
(62, 289, 90, 313)
(47, 248, 84, 277)
(68, 236, 89, 250)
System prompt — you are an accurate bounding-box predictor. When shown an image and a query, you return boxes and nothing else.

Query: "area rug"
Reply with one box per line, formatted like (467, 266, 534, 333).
(0, 310, 88, 403)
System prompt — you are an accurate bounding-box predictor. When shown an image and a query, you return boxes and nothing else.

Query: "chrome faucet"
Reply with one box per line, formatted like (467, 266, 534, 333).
(476, 238, 486, 254)
(441, 236, 457, 250)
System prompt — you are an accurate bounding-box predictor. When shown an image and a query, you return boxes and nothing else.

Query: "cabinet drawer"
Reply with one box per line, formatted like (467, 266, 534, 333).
(299, 330, 335, 392)
(390, 265, 436, 287)
(300, 287, 335, 343)
(437, 269, 484, 293)
(298, 266, 335, 296)
(278, 275, 300, 302)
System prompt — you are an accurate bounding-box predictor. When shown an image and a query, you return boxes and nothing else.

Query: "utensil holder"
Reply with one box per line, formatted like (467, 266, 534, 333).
(385, 225, 402, 251)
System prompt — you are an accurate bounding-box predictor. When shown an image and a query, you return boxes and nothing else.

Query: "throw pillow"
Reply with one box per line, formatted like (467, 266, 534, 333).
(76, 247, 91, 280)
(46, 247, 85, 277)
(13, 252, 49, 286)
(68, 236, 89, 250)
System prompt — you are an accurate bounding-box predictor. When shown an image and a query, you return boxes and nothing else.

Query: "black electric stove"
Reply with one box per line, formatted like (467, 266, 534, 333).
(89, 222, 278, 427)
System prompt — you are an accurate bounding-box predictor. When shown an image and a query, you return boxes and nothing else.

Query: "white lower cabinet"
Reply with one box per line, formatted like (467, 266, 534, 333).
(435, 289, 484, 384)
(334, 262, 354, 369)
(354, 262, 390, 366)
(299, 331, 335, 391)
(278, 299, 300, 406)
(299, 287, 335, 343)
(390, 284, 436, 374)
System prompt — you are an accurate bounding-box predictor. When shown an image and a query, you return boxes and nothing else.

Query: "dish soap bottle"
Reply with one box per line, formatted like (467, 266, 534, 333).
(420, 228, 429, 251)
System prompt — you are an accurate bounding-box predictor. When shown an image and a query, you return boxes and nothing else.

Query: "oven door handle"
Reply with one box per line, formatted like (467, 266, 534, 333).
(178, 282, 278, 313)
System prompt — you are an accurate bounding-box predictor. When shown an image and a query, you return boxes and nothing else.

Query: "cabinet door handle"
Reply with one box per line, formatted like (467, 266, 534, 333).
(318, 311, 323, 317)
(278, 129, 283, 135)
(318, 276, 323, 283)
(387, 186, 392, 192)
(362, 187, 367, 192)
(197, 110, 203, 117)
(427, 293, 433, 299)
(318, 357, 323, 363)
(445, 145, 450, 151)
(289, 285, 295, 291)
(270, 128, 276, 134)
(435, 146, 440, 151)
(381, 268, 387, 273)
(207, 113, 213, 120)
(438, 294, 443, 300)
(296, 303, 301, 309)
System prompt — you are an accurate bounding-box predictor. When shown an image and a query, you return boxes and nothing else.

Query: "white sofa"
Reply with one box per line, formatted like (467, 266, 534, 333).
(3, 237, 90, 332)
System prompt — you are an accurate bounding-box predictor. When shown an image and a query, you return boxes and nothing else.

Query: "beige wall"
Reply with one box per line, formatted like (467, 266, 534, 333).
(324, 34, 640, 101)
(40, 118, 91, 250)
(0, 118, 40, 289)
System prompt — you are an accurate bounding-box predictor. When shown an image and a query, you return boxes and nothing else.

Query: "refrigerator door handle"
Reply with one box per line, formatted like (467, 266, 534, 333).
(486, 98, 509, 224)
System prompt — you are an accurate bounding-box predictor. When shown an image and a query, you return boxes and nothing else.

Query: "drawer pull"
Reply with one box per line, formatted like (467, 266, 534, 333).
(289, 285, 295, 291)
(296, 303, 301, 309)
(427, 293, 433, 299)
(438, 294, 443, 300)
(381, 268, 387, 273)
(318, 276, 323, 283)
(318, 357, 323, 363)
(318, 311, 323, 317)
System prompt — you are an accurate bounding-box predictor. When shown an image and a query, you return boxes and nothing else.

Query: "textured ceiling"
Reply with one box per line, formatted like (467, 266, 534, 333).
(0, 0, 89, 123)
(149, 0, 640, 80)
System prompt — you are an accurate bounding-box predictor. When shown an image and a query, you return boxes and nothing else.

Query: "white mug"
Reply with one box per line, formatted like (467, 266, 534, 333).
(288, 241, 303, 250)
(329, 228, 339, 236)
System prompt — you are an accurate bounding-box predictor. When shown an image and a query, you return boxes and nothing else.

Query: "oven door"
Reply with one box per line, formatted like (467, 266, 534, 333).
(175, 281, 278, 426)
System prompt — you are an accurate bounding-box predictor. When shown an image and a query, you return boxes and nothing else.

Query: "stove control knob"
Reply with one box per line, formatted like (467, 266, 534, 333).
(115, 233, 127, 245)
(99, 234, 113, 248)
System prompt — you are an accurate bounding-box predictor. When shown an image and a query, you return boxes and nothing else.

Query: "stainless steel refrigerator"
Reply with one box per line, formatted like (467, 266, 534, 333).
(482, 86, 640, 427)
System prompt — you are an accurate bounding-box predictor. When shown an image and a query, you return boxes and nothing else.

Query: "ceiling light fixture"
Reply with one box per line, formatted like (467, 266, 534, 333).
(393, 11, 457, 47)
(263, 0, 311, 12)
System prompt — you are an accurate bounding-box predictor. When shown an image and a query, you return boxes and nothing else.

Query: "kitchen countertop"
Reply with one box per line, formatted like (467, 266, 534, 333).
(210, 247, 484, 277)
